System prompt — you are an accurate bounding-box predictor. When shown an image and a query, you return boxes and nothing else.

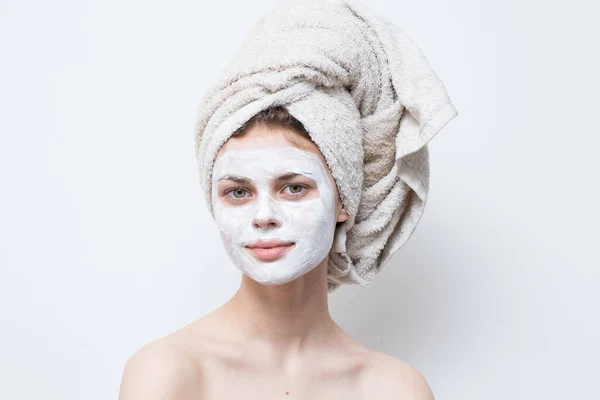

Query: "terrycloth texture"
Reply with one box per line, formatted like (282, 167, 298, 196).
(194, 0, 458, 292)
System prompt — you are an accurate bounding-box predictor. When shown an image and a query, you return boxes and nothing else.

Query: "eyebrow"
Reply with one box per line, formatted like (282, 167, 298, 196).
(217, 172, 313, 184)
(217, 175, 252, 184)
(273, 172, 307, 181)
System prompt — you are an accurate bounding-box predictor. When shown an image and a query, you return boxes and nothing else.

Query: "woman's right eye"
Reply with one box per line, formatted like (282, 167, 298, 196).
(224, 187, 251, 202)
(232, 188, 246, 198)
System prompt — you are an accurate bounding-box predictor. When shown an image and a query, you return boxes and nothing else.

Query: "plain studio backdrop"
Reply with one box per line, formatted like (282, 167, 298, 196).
(1, 0, 599, 398)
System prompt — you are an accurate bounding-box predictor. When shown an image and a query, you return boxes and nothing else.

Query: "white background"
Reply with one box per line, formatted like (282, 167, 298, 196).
(1, 0, 598, 398)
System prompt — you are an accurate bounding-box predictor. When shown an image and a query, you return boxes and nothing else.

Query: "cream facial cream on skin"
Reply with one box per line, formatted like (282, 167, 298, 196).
(211, 146, 337, 285)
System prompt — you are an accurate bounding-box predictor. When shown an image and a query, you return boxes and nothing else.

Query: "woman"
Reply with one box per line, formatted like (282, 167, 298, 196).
(120, 0, 457, 398)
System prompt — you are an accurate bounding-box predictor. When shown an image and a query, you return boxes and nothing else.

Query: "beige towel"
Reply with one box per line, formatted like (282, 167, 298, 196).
(195, 0, 458, 292)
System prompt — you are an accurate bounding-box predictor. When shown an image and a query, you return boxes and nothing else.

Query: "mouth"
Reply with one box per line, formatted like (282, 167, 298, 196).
(244, 239, 296, 262)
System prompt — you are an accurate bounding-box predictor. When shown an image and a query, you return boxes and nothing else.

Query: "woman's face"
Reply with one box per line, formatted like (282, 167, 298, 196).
(211, 125, 347, 285)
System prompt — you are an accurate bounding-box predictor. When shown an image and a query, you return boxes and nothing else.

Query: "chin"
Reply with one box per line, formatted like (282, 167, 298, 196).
(248, 265, 318, 286)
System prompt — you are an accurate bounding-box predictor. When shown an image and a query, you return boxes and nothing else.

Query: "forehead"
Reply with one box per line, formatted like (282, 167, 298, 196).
(215, 124, 327, 164)
(213, 124, 333, 177)
(213, 146, 326, 178)
(211, 125, 342, 206)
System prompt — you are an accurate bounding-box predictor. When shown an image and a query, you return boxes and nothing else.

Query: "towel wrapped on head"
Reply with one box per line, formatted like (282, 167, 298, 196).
(195, 0, 458, 292)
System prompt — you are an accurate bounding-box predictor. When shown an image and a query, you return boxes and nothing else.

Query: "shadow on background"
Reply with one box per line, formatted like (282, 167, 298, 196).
(328, 209, 485, 372)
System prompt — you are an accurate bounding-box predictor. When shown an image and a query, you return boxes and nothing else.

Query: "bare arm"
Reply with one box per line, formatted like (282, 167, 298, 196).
(363, 353, 435, 400)
(119, 342, 198, 400)
(391, 365, 435, 400)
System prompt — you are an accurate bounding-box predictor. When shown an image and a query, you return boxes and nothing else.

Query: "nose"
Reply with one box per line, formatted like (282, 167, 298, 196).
(252, 195, 281, 229)
(252, 216, 281, 229)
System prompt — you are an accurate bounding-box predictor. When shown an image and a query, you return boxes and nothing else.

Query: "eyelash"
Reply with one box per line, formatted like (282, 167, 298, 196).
(224, 184, 308, 202)
(224, 187, 250, 203)
(283, 184, 308, 196)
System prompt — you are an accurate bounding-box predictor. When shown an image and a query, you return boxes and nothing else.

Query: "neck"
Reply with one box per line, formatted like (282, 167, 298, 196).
(223, 260, 340, 357)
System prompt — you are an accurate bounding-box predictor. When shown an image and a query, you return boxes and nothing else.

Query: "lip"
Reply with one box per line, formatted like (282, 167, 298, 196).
(244, 239, 295, 262)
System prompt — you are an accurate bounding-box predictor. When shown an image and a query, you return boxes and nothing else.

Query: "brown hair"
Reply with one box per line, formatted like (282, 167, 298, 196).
(231, 106, 315, 151)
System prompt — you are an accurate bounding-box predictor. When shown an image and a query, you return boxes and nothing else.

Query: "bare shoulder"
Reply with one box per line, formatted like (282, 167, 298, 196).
(118, 311, 229, 399)
(361, 350, 435, 400)
(118, 336, 202, 400)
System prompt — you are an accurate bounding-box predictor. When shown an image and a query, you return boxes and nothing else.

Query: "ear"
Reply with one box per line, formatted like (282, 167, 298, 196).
(337, 206, 349, 223)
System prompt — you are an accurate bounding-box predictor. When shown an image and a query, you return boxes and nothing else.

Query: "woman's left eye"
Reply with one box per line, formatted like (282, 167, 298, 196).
(283, 184, 306, 195)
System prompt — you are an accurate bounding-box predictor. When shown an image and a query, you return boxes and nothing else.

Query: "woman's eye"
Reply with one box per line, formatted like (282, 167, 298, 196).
(225, 187, 249, 201)
(284, 184, 306, 195)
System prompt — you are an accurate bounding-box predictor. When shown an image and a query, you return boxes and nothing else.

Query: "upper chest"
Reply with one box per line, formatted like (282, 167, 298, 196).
(198, 369, 367, 400)
(194, 347, 371, 400)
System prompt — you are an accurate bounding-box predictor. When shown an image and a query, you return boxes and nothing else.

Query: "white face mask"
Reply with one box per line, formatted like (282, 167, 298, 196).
(211, 146, 337, 285)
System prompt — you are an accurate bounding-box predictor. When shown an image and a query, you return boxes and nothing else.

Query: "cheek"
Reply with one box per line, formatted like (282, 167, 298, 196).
(283, 199, 334, 230)
(219, 231, 234, 249)
(214, 203, 250, 236)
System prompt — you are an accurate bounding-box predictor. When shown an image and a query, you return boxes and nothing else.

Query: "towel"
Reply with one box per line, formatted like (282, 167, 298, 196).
(194, 0, 458, 292)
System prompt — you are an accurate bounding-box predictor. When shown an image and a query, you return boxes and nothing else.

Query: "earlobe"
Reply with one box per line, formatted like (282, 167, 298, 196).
(337, 207, 349, 223)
